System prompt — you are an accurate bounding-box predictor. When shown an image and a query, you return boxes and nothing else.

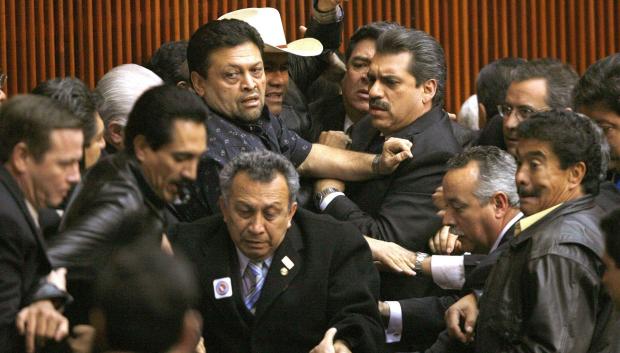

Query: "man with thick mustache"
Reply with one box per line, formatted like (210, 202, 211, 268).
(308, 21, 402, 142)
(314, 27, 462, 302)
(177, 19, 413, 221)
(446, 110, 612, 353)
(45, 85, 208, 326)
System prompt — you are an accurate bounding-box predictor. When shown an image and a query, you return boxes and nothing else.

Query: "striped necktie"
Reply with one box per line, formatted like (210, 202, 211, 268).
(243, 261, 265, 313)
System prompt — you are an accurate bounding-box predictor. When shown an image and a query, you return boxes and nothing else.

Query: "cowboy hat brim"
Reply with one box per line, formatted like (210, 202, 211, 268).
(264, 37, 323, 57)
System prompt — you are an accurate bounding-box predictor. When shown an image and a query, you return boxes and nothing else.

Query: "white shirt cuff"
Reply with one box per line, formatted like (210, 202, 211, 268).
(319, 192, 345, 211)
(385, 301, 403, 343)
(430, 255, 466, 290)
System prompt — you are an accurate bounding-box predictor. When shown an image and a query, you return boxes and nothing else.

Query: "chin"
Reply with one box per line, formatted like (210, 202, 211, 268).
(238, 111, 262, 122)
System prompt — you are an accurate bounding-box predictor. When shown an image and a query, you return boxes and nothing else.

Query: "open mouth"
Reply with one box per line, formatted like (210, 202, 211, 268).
(241, 95, 261, 108)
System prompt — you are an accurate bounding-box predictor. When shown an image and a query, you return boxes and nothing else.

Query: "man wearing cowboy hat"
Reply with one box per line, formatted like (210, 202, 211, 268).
(219, 1, 344, 140)
(174, 18, 413, 223)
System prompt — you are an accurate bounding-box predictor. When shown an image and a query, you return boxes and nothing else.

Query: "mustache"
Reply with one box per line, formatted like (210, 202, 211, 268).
(517, 186, 541, 198)
(369, 98, 390, 111)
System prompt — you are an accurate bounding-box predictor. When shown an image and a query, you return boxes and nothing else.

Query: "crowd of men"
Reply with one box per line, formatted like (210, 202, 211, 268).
(1, 1, 620, 352)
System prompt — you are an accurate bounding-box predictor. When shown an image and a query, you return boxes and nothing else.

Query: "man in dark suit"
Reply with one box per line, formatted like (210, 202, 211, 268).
(0, 95, 82, 352)
(172, 150, 384, 353)
(314, 27, 462, 300)
(309, 22, 402, 142)
(379, 146, 522, 350)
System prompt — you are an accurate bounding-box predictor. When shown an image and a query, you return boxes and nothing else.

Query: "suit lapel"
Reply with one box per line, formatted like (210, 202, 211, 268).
(201, 223, 250, 331)
(254, 221, 304, 323)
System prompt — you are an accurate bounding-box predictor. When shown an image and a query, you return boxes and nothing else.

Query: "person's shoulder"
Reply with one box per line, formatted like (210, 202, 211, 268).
(174, 214, 225, 237)
(171, 214, 226, 255)
(530, 203, 604, 261)
(294, 208, 364, 245)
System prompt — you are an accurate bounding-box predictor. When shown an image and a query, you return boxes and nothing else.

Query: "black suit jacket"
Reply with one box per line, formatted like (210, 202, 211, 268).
(308, 94, 347, 142)
(398, 223, 517, 348)
(0, 165, 52, 351)
(324, 107, 462, 299)
(172, 209, 384, 353)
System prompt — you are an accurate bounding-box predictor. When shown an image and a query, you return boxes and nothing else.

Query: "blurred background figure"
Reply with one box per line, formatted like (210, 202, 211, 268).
(146, 40, 191, 89)
(0, 69, 7, 104)
(96, 63, 163, 154)
(91, 241, 201, 353)
(33, 77, 106, 171)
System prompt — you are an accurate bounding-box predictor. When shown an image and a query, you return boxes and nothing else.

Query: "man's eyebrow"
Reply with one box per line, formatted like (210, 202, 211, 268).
(523, 150, 546, 159)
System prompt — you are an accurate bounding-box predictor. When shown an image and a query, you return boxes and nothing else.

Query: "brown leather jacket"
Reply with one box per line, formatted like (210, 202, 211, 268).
(476, 195, 612, 353)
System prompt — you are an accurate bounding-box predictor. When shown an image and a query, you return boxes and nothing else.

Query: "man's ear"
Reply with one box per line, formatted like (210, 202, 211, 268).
(568, 161, 587, 190)
(478, 103, 487, 128)
(218, 197, 228, 223)
(191, 71, 206, 97)
(287, 202, 298, 228)
(422, 79, 437, 104)
(491, 192, 510, 218)
(10, 142, 32, 174)
(133, 135, 149, 162)
(108, 122, 124, 147)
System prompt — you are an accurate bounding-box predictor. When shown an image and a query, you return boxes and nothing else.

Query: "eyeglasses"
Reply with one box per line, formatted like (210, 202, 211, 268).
(0, 73, 6, 89)
(497, 104, 547, 122)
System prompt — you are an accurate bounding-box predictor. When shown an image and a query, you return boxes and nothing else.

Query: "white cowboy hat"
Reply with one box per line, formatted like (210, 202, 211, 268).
(218, 7, 323, 57)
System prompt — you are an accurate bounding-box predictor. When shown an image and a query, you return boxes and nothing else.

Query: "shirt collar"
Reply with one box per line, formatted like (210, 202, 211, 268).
(25, 200, 40, 229)
(343, 115, 354, 133)
(517, 203, 564, 234)
(490, 212, 523, 252)
(235, 247, 273, 277)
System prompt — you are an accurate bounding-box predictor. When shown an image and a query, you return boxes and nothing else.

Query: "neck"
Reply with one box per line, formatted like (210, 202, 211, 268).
(486, 207, 522, 251)
(343, 100, 366, 124)
(499, 208, 522, 230)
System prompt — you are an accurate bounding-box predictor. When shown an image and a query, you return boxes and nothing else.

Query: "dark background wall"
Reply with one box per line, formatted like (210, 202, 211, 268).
(1, 0, 619, 113)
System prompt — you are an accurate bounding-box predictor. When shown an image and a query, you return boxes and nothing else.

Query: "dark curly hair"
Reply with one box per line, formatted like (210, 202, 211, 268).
(573, 53, 620, 115)
(517, 110, 607, 195)
(511, 58, 579, 109)
(187, 19, 264, 79)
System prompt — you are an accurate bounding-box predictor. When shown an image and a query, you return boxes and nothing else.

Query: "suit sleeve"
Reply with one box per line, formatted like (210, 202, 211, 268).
(398, 295, 458, 344)
(324, 152, 447, 251)
(327, 224, 385, 353)
(0, 215, 27, 339)
(508, 250, 604, 353)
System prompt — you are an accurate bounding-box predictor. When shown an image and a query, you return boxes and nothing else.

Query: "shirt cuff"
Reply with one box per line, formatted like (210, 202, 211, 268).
(430, 255, 466, 290)
(312, 4, 343, 24)
(385, 301, 403, 343)
(319, 192, 345, 211)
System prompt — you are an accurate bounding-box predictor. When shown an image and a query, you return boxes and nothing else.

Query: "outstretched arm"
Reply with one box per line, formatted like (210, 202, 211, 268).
(298, 137, 413, 181)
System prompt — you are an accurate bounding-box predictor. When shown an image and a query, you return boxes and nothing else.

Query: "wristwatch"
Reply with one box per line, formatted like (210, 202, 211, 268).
(314, 187, 340, 210)
(414, 252, 430, 272)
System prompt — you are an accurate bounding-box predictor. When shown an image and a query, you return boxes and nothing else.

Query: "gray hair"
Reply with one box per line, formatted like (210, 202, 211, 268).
(96, 64, 163, 128)
(446, 146, 519, 207)
(219, 150, 300, 206)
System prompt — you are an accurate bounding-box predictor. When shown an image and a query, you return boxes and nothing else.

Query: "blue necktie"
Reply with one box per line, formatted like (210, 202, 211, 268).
(243, 261, 265, 313)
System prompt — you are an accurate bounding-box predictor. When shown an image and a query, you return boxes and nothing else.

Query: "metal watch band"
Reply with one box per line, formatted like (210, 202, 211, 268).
(414, 252, 430, 272)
